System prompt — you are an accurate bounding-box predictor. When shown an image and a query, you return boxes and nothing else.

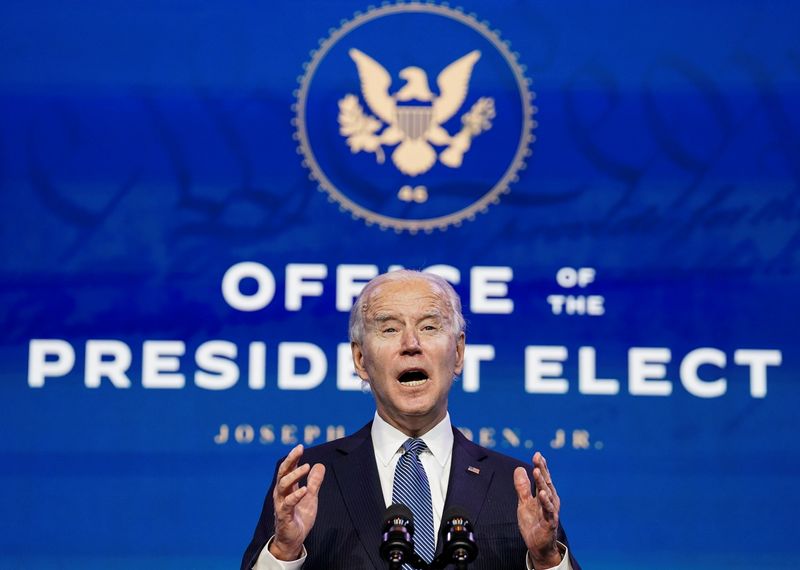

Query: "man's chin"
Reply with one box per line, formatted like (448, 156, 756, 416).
(394, 407, 447, 430)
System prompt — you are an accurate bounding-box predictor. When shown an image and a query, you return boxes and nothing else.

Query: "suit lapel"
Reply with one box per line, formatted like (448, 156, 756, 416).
(331, 423, 385, 570)
(442, 428, 494, 537)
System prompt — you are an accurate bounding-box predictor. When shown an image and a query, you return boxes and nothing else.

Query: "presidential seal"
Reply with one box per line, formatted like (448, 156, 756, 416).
(293, 2, 536, 232)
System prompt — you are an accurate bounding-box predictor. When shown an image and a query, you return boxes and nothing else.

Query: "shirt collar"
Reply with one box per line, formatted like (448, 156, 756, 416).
(371, 411, 454, 468)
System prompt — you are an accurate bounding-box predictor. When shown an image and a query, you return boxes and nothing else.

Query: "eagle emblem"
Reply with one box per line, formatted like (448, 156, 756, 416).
(338, 48, 496, 177)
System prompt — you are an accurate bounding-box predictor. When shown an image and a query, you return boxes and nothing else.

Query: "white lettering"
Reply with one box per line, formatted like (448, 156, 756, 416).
(629, 347, 672, 396)
(28, 339, 75, 388)
(577, 267, 596, 287)
(142, 340, 186, 388)
(222, 262, 276, 312)
(525, 346, 568, 394)
(556, 267, 596, 288)
(462, 344, 495, 393)
(337, 342, 363, 391)
(336, 264, 378, 311)
(195, 340, 239, 390)
(285, 263, 327, 311)
(734, 349, 782, 398)
(85, 340, 132, 388)
(471, 266, 513, 314)
(248, 342, 266, 389)
(680, 348, 726, 398)
(546, 294, 605, 316)
(278, 342, 327, 390)
(578, 346, 619, 395)
(556, 267, 577, 288)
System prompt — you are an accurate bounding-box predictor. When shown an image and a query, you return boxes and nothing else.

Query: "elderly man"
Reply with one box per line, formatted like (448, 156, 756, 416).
(242, 270, 579, 570)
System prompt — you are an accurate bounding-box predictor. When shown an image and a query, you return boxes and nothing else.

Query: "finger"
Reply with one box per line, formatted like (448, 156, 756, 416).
(277, 444, 304, 479)
(534, 453, 557, 491)
(513, 466, 533, 504)
(531, 467, 550, 507)
(276, 463, 312, 497)
(535, 453, 561, 511)
(537, 487, 555, 514)
(276, 444, 303, 490)
(533, 452, 552, 483)
(541, 454, 555, 486)
(533, 466, 548, 493)
(537, 490, 558, 529)
(282, 485, 309, 510)
(305, 464, 326, 498)
(273, 445, 305, 501)
(274, 445, 305, 499)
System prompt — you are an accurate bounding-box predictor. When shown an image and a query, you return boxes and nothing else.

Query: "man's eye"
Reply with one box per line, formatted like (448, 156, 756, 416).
(422, 325, 437, 331)
(383, 327, 397, 333)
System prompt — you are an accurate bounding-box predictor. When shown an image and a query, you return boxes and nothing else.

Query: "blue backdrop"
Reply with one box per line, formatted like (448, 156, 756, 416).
(1, 1, 798, 568)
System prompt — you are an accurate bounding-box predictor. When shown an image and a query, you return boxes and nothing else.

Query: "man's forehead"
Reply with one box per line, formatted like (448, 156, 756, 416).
(363, 280, 450, 320)
(369, 306, 446, 321)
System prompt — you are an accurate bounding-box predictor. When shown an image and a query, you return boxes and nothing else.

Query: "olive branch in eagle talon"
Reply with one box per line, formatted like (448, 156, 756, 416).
(338, 94, 387, 164)
(337, 48, 495, 177)
(440, 97, 496, 168)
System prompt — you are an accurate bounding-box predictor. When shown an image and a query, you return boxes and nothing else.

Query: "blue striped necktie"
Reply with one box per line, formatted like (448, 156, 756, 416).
(392, 438, 435, 567)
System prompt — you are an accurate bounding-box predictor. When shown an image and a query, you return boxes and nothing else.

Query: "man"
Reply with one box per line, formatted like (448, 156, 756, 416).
(242, 270, 580, 569)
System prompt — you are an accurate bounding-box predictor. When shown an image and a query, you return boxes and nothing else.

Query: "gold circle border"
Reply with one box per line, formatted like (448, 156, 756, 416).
(292, 1, 537, 233)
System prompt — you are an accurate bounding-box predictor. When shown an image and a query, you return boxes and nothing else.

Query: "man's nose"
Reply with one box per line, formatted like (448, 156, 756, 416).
(400, 328, 422, 354)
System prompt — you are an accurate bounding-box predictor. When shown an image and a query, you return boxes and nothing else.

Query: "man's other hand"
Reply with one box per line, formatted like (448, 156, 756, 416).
(513, 452, 562, 569)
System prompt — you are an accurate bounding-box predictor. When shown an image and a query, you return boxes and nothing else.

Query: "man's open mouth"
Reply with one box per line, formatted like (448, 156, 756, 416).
(397, 369, 429, 387)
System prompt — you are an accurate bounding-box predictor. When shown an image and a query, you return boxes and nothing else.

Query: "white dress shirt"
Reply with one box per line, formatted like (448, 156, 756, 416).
(371, 410, 453, 538)
(255, 412, 572, 570)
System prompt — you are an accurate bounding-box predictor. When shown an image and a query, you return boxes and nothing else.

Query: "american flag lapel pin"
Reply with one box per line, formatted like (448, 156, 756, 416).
(467, 466, 480, 475)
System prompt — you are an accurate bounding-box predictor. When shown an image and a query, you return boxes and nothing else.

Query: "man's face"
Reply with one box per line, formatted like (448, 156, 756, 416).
(351, 278, 465, 436)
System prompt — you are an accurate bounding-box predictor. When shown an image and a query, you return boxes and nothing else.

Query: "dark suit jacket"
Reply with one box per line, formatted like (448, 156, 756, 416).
(242, 423, 580, 570)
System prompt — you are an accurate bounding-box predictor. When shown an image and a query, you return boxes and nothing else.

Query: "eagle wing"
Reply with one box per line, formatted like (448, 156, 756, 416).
(348, 48, 396, 125)
(431, 50, 481, 124)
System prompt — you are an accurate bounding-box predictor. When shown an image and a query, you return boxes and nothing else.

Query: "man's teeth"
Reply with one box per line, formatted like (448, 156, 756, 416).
(398, 371, 428, 386)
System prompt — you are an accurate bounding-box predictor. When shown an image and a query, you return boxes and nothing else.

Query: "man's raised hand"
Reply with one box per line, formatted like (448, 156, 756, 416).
(269, 444, 326, 561)
(513, 452, 562, 569)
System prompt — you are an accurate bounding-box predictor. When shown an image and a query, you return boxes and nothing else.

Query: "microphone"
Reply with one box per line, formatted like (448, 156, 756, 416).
(380, 504, 416, 569)
(436, 506, 478, 569)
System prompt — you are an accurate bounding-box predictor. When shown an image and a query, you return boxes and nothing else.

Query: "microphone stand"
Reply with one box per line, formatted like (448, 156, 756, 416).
(387, 544, 474, 569)
(428, 549, 472, 570)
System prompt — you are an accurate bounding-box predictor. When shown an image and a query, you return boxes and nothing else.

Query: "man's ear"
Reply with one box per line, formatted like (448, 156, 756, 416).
(351, 341, 370, 381)
(454, 332, 466, 375)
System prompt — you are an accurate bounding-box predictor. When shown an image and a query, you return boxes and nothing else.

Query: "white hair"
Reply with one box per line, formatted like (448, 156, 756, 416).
(348, 269, 466, 344)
